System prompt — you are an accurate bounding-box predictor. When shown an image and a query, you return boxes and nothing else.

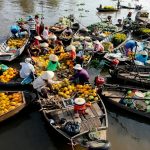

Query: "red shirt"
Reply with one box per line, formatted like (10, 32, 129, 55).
(70, 50, 76, 60)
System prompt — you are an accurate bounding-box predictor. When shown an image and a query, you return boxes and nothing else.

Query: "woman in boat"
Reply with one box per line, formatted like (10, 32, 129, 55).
(70, 64, 89, 85)
(42, 26, 49, 42)
(135, 51, 148, 64)
(35, 15, 40, 35)
(62, 27, 73, 36)
(20, 58, 35, 79)
(47, 54, 60, 71)
(32, 71, 60, 98)
(67, 45, 77, 61)
(40, 42, 49, 55)
(54, 40, 64, 54)
(125, 40, 138, 57)
(93, 40, 104, 53)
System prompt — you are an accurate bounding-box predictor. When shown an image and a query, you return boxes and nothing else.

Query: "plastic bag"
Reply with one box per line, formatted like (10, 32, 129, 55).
(63, 122, 80, 136)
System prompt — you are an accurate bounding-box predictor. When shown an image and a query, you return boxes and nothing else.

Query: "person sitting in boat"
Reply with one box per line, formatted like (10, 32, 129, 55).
(76, 50, 84, 66)
(93, 40, 104, 53)
(135, 51, 148, 65)
(106, 16, 112, 24)
(62, 27, 73, 36)
(32, 71, 60, 98)
(40, 42, 49, 55)
(33, 36, 42, 47)
(54, 40, 64, 54)
(20, 58, 35, 79)
(125, 40, 138, 57)
(99, 4, 102, 9)
(42, 26, 49, 42)
(66, 45, 77, 61)
(10, 25, 20, 38)
(70, 64, 89, 85)
(47, 54, 60, 71)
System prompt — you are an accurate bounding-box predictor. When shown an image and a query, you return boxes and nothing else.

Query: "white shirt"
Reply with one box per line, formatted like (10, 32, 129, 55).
(32, 73, 59, 92)
(20, 62, 35, 78)
(42, 29, 49, 40)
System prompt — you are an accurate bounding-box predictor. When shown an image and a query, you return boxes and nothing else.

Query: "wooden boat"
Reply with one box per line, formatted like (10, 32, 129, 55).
(135, 11, 150, 25)
(99, 84, 150, 120)
(49, 24, 66, 35)
(0, 91, 26, 122)
(96, 7, 118, 12)
(0, 37, 29, 61)
(38, 95, 110, 150)
(109, 67, 150, 88)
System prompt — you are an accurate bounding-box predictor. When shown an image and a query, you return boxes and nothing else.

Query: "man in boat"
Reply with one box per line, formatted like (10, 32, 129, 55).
(20, 58, 35, 79)
(47, 54, 60, 71)
(27, 16, 37, 39)
(125, 40, 138, 57)
(35, 15, 40, 35)
(41, 26, 49, 42)
(62, 27, 73, 36)
(135, 50, 148, 65)
(32, 71, 60, 98)
(70, 64, 89, 85)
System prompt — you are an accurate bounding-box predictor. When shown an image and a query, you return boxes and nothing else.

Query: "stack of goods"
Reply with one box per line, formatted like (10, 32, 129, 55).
(0, 67, 18, 83)
(7, 38, 27, 49)
(59, 34, 72, 40)
(0, 92, 23, 116)
(121, 90, 150, 112)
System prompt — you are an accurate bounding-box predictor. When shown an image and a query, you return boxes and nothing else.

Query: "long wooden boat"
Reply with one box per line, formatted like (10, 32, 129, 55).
(99, 84, 150, 120)
(109, 67, 150, 89)
(0, 91, 26, 122)
(38, 95, 110, 150)
(0, 37, 29, 61)
(135, 11, 150, 25)
(96, 7, 118, 12)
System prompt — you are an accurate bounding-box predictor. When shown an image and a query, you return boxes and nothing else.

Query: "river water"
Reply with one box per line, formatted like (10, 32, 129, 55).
(0, 0, 150, 150)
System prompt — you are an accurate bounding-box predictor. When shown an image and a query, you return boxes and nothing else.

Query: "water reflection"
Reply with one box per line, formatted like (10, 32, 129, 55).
(46, 0, 60, 7)
(17, 0, 35, 13)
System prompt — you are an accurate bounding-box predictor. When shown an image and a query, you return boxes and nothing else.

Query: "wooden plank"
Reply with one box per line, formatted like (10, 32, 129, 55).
(92, 103, 103, 116)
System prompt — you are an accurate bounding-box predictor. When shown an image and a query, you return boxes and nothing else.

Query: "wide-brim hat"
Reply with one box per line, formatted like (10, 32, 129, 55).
(25, 58, 32, 63)
(73, 64, 82, 70)
(74, 98, 86, 105)
(41, 71, 54, 79)
(94, 40, 100, 45)
(66, 45, 76, 51)
(40, 42, 49, 48)
(34, 36, 42, 40)
(140, 50, 148, 56)
(49, 54, 58, 62)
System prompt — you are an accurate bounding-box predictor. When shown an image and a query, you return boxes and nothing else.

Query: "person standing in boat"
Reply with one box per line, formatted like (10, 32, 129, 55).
(47, 54, 60, 71)
(32, 71, 60, 98)
(41, 26, 49, 42)
(70, 64, 89, 85)
(27, 16, 37, 39)
(35, 15, 40, 35)
(20, 58, 35, 79)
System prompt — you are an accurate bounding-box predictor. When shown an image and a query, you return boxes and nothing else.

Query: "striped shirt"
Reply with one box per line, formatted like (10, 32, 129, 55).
(28, 20, 36, 31)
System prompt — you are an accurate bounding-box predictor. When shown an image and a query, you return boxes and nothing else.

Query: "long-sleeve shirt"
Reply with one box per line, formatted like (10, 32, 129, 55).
(72, 69, 89, 84)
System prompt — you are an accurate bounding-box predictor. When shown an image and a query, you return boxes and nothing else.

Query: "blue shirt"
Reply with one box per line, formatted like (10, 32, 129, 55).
(125, 40, 136, 50)
(136, 54, 148, 64)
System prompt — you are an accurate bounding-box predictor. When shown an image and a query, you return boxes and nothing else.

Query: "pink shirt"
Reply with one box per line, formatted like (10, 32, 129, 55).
(94, 43, 104, 52)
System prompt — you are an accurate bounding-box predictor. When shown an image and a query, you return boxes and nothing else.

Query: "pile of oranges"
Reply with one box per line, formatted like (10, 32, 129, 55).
(0, 92, 23, 116)
(0, 68, 18, 83)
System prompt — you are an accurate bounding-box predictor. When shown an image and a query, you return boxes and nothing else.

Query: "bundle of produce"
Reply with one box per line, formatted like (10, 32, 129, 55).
(140, 12, 149, 18)
(7, 38, 27, 49)
(102, 42, 114, 52)
(52, 78, 76, 99)
(135, 28, 150, 38)
(0, 67, 18, 83)
(0, 92, 23, 116)
(75, 84, 99, 102)
(59, 34, 72, 40)
(111, 33, 127, 47)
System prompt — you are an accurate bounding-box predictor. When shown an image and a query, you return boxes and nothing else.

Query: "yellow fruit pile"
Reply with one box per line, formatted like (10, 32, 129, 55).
(52, 78, 76, 99)
(7, 38, 27, 48)
(76, 84, 99, 101)
(58, 52, 69, 61)
(0, 68, 18, 83)
(0, 92, 23, 116)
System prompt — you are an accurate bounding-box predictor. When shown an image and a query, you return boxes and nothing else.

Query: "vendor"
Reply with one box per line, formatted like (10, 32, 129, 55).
(32, 36, 42, 47)
(67, 45, 77, 60)
(125, 40, 138, 56)
(136, 51, 148, 64)
(40, 42, 49, 55)
(10, 25, 20, 38)
(62, 27, 73, 36)
(70, 64, 89, 85)
(20, 58, 35, 79)
(32, 71, 60, 98)
(93, 40, 104, 53)
(47, 54, 60, 71)
(42, 26, 49, 42)
(54, 40, 64, 54)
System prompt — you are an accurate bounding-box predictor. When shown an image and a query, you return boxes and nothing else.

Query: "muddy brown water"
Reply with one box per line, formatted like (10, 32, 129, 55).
(0, 0, 150, 150)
